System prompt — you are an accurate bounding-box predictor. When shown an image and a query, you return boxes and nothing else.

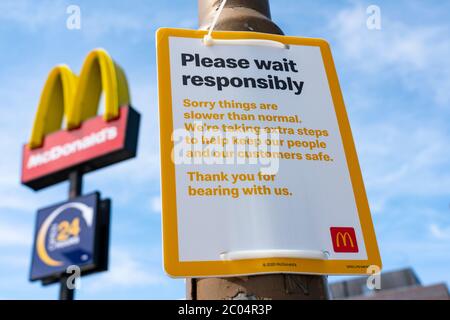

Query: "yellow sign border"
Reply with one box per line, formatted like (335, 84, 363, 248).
(156, 27, 382, 277)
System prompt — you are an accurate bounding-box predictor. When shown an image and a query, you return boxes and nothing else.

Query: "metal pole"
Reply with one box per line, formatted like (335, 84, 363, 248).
(68, 170, 82, 199)
(59, 169, 83, 300)
(191, 0, 329, 300)
(59, 274, 75, 301)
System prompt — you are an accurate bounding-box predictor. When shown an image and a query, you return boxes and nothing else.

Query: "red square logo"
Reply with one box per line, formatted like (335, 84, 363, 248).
(330, 227, 359, 253)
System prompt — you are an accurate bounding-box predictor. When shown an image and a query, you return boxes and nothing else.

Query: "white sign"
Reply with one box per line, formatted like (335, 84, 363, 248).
(156, 28, 381, 277)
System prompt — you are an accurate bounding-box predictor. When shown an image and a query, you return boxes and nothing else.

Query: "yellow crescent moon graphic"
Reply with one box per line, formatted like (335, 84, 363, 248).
(37, 224, 62, 267)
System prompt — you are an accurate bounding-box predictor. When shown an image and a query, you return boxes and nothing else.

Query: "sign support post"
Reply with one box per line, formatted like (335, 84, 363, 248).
(59, 170, 83, 300)
(24, 48, 139, 301)
(59, 274, 75, 301)
(189, 0, 329, 300)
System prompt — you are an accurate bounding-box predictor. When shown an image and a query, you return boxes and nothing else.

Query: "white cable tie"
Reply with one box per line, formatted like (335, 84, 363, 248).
(206, 0, 227, 40)
(204, 37, 288, 49)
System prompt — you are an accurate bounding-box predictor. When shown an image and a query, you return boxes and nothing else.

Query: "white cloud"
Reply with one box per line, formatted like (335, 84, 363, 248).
(321, 3, 450, 217)
(0, 0, 66, 31)
(81, 10, 148, 41)
(0, 254, 29, 269)
(329, 3, 450, 107)
(354, 119, 450, 214)
(0, 0, 192, 41)
(0, 220, 33, 247)
(0, 132, 57, 213)
(79, 4, 196, 41)
(81, 247, 166, 293)
(150, 196, 162, 214)
(429, 224, 450, 240)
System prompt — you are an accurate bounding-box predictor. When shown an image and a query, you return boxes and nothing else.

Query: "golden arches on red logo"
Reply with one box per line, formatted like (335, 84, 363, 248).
(335, 232, 355, 248)
(29, 49, 130, 149)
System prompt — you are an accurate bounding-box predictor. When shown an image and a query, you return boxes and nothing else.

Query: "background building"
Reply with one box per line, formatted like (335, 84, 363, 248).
(330, 268, 450, 300)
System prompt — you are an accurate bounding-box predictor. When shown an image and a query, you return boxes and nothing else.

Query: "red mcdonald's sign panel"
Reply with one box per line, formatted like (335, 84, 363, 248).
(22, 106, 140, 190)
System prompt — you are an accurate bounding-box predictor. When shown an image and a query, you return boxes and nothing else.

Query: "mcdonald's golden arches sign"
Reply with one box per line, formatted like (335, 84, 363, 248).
(21, 49, 140, 190)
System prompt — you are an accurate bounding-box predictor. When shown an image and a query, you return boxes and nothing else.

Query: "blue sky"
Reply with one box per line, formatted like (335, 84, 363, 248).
(0, 0, 449, 299)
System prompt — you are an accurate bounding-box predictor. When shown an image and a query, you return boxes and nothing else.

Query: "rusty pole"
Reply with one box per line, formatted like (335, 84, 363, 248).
(189, 0, 329, 300)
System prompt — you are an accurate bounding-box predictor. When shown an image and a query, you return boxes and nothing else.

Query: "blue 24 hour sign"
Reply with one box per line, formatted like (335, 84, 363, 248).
(30, 192, 107, 281)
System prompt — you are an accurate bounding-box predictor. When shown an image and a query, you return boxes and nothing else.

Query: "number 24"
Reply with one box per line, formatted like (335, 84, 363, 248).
(57, 218, 81, 241)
